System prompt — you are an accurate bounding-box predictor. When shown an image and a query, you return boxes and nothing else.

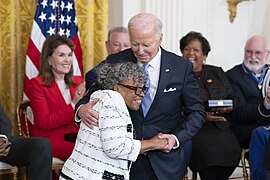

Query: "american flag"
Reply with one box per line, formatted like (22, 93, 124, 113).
(22, 0, 83, 135)
(23, 0, 83, 100)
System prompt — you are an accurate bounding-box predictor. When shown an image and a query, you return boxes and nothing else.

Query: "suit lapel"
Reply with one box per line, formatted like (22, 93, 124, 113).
(240, 66, 260, 92)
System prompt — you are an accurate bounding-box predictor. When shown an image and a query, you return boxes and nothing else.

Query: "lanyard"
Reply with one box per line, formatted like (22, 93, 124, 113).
(242, 64, 268, 88)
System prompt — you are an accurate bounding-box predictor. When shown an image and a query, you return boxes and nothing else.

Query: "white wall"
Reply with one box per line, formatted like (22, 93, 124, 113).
(108, 0, 270, 71)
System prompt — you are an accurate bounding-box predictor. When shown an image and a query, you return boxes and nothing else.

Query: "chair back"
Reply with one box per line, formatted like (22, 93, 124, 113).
(16, 100, 65, 173)
(16, 100, 33, 138)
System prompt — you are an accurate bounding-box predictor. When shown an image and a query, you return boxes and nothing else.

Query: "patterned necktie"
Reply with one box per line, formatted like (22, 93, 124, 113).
(142, 63, 152, 117)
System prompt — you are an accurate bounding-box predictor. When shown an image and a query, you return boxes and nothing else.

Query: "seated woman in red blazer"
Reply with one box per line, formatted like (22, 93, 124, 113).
(29, 34, 85, 162)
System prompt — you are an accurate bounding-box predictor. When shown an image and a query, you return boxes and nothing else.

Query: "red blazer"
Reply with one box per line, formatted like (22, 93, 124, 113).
(29, 76, 84, 160)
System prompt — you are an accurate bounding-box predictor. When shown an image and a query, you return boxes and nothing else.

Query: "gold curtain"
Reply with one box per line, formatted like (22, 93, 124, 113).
(0, 0, 108, 135)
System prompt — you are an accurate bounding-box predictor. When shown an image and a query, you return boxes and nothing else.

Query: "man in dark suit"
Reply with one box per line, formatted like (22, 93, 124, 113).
(226, 35, 270, 180)
(226, 35, 269, 149)
(75, 13, 205, 180)
(0, 104, 52, 180)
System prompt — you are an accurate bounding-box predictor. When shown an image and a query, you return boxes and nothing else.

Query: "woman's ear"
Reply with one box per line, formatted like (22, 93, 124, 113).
(48, 56, 52, 66)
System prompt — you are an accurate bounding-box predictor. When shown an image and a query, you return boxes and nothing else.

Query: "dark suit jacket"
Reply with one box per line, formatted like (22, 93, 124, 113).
(0, 105, 12, 140)
(226, 64, 268, 148)
(85, 60, 106, 90)
(76, 47, 205, 179)
(199, 65, 234, 125)
(199, 65, 234, 100)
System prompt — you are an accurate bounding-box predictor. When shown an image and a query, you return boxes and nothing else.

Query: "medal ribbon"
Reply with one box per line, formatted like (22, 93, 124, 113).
(242, 64, 268, 89)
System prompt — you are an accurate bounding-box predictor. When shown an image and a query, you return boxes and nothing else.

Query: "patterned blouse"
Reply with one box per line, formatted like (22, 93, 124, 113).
(60, 90, 141, 180)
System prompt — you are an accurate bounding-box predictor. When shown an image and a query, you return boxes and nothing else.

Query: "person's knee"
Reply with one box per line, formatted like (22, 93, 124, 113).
(251, 127, 270, 146)
(266, 169, 270, 179)
(32, 138, 52, 156)
(252, 127, 264, 137)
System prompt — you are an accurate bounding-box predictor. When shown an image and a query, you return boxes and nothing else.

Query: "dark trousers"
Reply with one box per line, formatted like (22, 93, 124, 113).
(130, 155, 158, 180)
(199, 166, 236, 180)
(0, 136, 52, 180)
(130, 140, 192, 180)
(266, 170, 270, 180)
(264, 136, 270, 169)
(250, 127, 270, 180)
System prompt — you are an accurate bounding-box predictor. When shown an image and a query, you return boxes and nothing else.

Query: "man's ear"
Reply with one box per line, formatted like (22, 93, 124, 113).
(113, 85, 119, 92)
(159, 33, 163, 45)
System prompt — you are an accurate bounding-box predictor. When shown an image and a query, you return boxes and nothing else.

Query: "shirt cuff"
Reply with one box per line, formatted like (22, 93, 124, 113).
(264, 99, 270, 110)
(74, 105, 84, 123)
(171, 134, 180, 149)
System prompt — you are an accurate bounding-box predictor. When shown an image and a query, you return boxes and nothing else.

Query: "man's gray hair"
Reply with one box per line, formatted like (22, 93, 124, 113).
(108, 26, 128, 41)
(98, 62, 147, 90)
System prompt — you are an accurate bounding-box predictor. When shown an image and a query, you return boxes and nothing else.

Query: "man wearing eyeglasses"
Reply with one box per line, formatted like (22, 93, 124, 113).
(226, 35, 269, 149)
(226, 35, 269, 179)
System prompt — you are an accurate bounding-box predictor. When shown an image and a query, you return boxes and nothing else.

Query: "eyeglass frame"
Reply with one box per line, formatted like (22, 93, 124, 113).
(244, 49, 269, 57)
(118, 83, 146, 95)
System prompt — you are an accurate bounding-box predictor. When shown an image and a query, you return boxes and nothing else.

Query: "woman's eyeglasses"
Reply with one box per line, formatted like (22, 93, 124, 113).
(118, 84, 146, 95)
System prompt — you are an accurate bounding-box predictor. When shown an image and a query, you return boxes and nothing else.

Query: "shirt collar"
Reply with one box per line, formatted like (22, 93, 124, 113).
(138, 47, 161, 70)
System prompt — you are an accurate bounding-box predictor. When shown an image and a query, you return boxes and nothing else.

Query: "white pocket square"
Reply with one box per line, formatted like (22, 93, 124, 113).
(163, 87, 176, 92)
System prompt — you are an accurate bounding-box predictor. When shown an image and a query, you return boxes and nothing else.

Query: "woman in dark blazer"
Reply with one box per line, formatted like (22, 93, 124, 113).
(179, 31, 241, 180)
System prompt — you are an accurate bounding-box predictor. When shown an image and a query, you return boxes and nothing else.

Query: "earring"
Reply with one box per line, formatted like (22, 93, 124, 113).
(203, 60, 206, 64)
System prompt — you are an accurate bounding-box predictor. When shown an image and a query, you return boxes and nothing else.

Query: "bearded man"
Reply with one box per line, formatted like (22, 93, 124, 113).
(226, 35, 269, 149)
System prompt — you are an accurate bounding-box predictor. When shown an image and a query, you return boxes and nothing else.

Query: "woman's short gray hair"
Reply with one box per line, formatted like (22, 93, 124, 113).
(98, 61, 147, 90)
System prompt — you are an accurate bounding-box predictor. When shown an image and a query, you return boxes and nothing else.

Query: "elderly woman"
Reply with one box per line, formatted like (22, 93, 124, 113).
(29, 34, 85, 163)
(179, 31, 241, 180)
(60, 62, 168, 180)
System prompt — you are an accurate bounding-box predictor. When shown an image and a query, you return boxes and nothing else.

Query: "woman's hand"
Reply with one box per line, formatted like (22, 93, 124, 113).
(207, 106, 233, 121)
(206, 111, 227, 122)
(214, 106, 233, 113)
(72, 82, 86, 105)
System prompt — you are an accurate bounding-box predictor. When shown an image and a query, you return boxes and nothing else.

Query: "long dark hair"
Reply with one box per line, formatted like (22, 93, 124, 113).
(39, 34, 76, 87)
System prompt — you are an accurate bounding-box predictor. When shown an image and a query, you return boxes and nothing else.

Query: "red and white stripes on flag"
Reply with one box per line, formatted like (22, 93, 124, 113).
(23, 0, 83, 100)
